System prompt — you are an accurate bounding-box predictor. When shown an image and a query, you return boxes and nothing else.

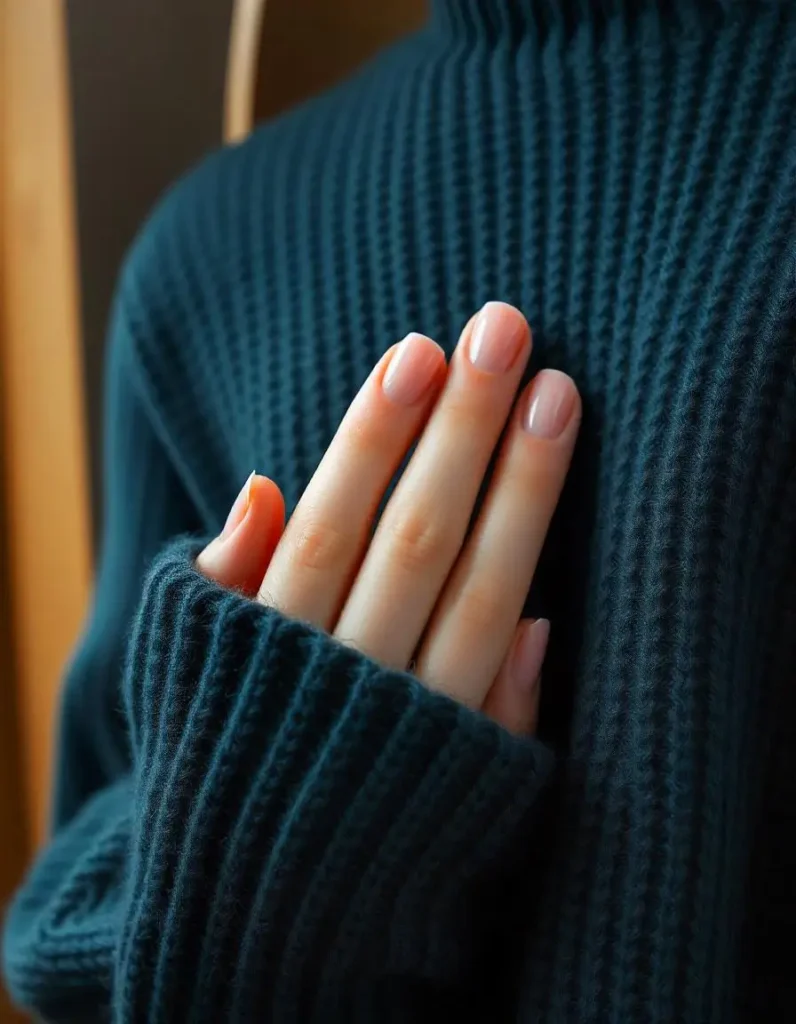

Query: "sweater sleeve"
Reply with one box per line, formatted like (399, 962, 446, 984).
(122, 540, 554, 1023)
(3, 226, 555, 1024)
(5, 531, 555, 1023)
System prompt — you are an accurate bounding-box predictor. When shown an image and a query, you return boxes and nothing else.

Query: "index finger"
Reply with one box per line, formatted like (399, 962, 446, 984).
(258, 333, 446, 628)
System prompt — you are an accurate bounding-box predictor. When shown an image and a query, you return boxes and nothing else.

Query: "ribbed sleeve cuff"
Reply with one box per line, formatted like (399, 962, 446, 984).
(117, 538, 555, 1022)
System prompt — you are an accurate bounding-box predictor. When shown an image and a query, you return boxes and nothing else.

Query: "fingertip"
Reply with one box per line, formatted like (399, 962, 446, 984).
(248, 473, 286, 530)
(197, 473, 285, 594)
(222, 474, 285, 593)
(462, 302, 533, 363)
(483, 618, 549, 736)
(381, 332, 447, 407)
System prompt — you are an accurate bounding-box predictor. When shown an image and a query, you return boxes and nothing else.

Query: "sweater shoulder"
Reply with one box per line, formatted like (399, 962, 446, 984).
(113, 28, 429, 394)
(106, 30, 433, 505)
(119, 27, 429, 314)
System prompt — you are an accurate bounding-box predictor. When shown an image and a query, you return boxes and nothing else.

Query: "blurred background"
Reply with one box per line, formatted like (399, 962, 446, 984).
(0, 1, 427, 1016)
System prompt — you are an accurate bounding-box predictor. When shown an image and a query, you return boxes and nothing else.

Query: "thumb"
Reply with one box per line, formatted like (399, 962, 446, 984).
(197, 472, 285, 595)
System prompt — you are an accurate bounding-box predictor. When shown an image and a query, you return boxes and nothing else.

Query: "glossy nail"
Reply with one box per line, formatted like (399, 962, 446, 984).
(382, 333, 444, 406)
(468, 302, 528, 374)
(220, 471, 255, 541)
(524, 370, 577, 439)
(509, 618, 550, 693)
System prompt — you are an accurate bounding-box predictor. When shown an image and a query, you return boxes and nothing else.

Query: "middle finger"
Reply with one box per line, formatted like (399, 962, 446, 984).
(333, 302, 531, 668)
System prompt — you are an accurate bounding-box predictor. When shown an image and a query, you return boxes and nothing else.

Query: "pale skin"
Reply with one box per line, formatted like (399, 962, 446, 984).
(198, 301, 581, 736)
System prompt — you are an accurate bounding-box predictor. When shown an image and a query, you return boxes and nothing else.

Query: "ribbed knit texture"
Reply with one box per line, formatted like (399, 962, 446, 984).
(4, 1, 796, 1021)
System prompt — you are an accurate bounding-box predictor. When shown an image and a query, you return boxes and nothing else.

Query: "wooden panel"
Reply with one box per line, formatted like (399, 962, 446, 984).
(0, 0, 92, 848)
(0, 0, 28, 994)
(1, 6, 38, 1020)
(226, 0, 269, 143)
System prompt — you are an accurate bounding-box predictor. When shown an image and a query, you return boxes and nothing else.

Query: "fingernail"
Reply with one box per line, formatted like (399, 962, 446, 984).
(382, 333, 443, 406)
(467, 302, 528, 374)
(523, 370, 577, 439)
(220, 471, 255, 541)
(509, 619, 550, 693)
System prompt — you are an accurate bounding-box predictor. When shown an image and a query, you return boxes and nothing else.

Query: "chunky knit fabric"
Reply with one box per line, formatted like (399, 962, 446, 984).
(4, 1, 796, 1021)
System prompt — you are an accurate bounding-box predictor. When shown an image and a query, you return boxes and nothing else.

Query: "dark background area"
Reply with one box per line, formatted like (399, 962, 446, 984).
(66, 0, 428, 546)
(66, 0, 234, 538)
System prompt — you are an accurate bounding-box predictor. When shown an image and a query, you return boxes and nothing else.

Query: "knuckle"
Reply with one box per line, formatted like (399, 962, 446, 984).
(507, 457, 561, 507)
(454, 585, 506, 636)
(441, 395, 487, 436)
(289, 517, 351, 574)
(341, 414, 385, 462)
(342, 390, 403, 461)
(383, 507, 455, 573)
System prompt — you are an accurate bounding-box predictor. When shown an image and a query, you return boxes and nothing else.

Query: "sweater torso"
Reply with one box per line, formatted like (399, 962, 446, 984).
(79, 0, 796, 1019)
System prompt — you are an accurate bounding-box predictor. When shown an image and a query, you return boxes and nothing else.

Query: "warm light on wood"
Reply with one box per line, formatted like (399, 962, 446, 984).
(0, 0, 92, 847)
(225, 0, 269, 143)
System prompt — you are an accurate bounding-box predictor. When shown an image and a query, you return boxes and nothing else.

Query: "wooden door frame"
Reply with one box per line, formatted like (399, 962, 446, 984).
(0, 0, 91, 848)
(225, 0, 268, 143)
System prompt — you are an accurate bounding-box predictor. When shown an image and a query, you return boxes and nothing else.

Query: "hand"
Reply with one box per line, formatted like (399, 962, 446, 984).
(198, 302, 581, 735)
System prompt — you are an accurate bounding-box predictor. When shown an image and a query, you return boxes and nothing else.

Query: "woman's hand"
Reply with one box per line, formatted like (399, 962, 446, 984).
(198, 302, 581, 735)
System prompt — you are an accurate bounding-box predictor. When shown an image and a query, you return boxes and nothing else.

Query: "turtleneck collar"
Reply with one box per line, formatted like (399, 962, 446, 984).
(430, 1, 787, 37)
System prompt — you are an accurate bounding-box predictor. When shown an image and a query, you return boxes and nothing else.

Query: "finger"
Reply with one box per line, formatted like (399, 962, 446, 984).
(197, 473, 285, 595)
(334, 302, 531, 668)
(257, 333, 446, 627)
(482, 618, 549, 736)
(416, 369, 580, 705)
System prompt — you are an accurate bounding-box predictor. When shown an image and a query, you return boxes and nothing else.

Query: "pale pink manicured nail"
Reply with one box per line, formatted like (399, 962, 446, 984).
(220, 471, 255, 540)
(523, 370, 577, 439)
(382, 333, 443, 406)
(509, 618, 550, 693)
(467, 301, 528, 374)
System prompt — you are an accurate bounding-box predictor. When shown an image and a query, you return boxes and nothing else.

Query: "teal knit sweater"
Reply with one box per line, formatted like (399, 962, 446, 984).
(4, 1, 796, 1020)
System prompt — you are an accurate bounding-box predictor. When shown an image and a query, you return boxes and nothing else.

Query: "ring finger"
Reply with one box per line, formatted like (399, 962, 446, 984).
(415, 369, 581, 706)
